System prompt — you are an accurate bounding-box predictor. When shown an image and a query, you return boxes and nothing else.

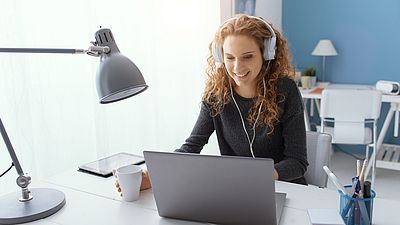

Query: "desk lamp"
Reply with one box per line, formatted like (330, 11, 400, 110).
(0, 28, 148, 224)
(312, 39, 338, 82)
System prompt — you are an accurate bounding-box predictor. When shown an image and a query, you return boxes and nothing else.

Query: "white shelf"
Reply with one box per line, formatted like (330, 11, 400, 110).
(376, 144, 400, 171)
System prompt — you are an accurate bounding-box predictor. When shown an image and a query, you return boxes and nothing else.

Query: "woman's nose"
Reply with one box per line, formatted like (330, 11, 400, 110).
(233, 60, 243, 73)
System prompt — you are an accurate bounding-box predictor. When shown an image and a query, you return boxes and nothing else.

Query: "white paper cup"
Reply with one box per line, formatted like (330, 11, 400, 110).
(116, 165, 142, 201)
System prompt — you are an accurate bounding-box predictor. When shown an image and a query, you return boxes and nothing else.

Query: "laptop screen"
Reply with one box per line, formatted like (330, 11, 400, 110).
(144, 151, 284, 225)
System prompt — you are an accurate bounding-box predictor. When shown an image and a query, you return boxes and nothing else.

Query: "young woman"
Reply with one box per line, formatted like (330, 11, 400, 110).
(116, 14, 308, 194)
(175, 14, 308, 184)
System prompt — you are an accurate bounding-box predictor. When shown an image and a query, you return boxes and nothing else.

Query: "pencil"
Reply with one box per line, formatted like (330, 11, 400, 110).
(359, 160, 367, 198)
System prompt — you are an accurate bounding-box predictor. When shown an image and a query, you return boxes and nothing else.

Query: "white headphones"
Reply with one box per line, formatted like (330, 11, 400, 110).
(211, 16, 277, 63)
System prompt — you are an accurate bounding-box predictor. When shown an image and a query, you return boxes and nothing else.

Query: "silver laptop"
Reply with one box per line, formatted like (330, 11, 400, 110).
(143, 151, 286, 225)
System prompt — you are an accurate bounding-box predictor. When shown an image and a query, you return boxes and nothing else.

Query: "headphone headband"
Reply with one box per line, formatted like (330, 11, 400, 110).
(212, 16, 277, 63)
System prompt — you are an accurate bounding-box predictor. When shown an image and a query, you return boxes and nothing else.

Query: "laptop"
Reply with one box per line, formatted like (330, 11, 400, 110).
(143, 151, 286, 225)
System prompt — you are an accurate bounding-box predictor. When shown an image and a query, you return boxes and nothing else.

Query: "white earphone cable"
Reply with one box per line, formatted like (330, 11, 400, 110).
(230, 77, 266, 158)
(227, 60, 270, 158)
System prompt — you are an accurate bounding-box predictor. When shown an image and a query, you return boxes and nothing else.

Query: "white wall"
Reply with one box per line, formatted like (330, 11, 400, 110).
(220, 0, 282, 30)
(255, 0, 282, 31)
(0, 0, 220, 193)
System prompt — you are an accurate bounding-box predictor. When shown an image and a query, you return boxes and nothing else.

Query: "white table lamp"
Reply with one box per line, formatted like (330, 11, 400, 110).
(312, 39, 338, 82)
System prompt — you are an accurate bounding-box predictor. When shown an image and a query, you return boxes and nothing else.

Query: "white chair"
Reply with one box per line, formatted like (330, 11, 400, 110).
(319, 89, 382, 187)
(304, 131, 332, 187)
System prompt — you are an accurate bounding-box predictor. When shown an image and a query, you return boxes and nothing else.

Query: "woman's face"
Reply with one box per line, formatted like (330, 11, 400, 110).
(223, 35, 263, 92)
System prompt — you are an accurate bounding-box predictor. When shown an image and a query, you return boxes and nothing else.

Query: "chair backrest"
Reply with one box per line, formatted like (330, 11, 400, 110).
(319, 89, 382, 144)
(304, 131, 332, 188)
(320, 89, 382, 121)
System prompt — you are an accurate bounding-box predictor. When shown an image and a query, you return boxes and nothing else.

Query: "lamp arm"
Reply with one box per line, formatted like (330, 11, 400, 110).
(0, 46, 110, 56)
(0, 48, 86, 54)
(0, 47, 97, 177)
(0, 117, 34, 201)
(0, 117, 24, 176)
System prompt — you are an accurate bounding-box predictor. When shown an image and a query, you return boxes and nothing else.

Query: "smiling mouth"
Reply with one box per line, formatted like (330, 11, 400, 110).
(235, 71, 250, 78)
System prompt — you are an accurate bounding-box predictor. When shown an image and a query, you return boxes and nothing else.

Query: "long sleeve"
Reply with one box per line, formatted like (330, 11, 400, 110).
(273, 79, 308, 182)
(175, 102, 215, 153)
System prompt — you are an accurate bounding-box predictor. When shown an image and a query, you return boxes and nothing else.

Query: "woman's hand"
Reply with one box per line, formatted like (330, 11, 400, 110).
(114, 169, 152, 197)
(274, 169, 279, 180)
(140, 169, 152, 190)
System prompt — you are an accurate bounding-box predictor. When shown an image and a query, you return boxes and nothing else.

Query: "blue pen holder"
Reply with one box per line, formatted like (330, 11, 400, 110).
(338, 185, 376, 225)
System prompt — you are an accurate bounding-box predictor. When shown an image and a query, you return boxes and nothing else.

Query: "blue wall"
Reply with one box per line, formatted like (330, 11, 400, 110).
(283, 0, 400, 147)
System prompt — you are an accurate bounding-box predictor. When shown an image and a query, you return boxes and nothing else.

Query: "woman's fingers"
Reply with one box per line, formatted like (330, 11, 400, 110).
(116, 181, 122, 193)
(140, 169, 152, 190)
(113, 169, 123, 194)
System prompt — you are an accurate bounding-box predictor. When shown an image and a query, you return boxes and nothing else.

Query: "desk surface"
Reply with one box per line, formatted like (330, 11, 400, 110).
(24, 168, 398, 225)
(300, 85, 400, 103)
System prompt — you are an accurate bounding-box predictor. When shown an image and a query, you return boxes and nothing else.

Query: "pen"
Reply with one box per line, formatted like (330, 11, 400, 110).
(363, 181, 371, 198)
(341, 176, 361, 223)
(350, 176, 360, 198)
(323, 166, 348, 195)
(359, 181, 372, 224)
(363, 181, 372, 215)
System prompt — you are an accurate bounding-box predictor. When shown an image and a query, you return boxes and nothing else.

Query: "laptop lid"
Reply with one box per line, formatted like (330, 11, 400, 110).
(144, 151, 283, 225)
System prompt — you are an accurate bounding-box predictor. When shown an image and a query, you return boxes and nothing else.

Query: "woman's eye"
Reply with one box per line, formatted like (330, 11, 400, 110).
(226, 57, 235, 60)
(243, 55, 253, 59)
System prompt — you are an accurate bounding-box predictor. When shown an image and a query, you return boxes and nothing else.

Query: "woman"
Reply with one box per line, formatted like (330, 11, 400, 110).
(175, 14, 308, 184)
(116, 14, 308, 194)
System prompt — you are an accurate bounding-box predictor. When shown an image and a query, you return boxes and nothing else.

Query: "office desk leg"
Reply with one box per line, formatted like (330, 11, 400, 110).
(315, 99, 320, 112)
(310, 100, 314, 117)
(394, 104, 399, 137)
(309, 99, 321, 117)
(377, 103, 397, 149)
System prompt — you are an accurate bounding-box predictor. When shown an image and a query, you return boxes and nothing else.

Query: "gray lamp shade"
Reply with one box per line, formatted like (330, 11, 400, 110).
(94, 28, 148, 104)
(96, 54, 148, 103)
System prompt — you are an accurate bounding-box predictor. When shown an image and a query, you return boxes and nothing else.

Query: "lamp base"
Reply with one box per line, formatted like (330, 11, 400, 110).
(0, 188, 65, 224)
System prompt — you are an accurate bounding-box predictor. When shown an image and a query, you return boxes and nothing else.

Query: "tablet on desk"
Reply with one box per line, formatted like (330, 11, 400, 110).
(78, 152, 145, 177)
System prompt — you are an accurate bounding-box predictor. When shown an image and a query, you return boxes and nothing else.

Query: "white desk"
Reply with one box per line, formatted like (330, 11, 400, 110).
(16, 168, 399, 225)
(300, 84, 400, 170)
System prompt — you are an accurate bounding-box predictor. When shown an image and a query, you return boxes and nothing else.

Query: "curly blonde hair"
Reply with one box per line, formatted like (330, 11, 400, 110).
(203, 14, 294, 134)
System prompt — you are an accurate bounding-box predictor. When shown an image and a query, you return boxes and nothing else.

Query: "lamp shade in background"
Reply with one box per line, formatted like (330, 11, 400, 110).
(95, 28, 148, 104)
(311, 39, 338, 82)
(312, 39, 337, 56)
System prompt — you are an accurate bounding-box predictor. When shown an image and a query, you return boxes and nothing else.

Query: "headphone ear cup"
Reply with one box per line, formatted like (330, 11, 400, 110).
(263, 37, 276, 60)
(212, 42, 224, 64)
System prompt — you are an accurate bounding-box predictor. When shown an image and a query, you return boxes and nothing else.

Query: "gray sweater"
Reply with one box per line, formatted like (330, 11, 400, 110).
(176, 77, 308, 184)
